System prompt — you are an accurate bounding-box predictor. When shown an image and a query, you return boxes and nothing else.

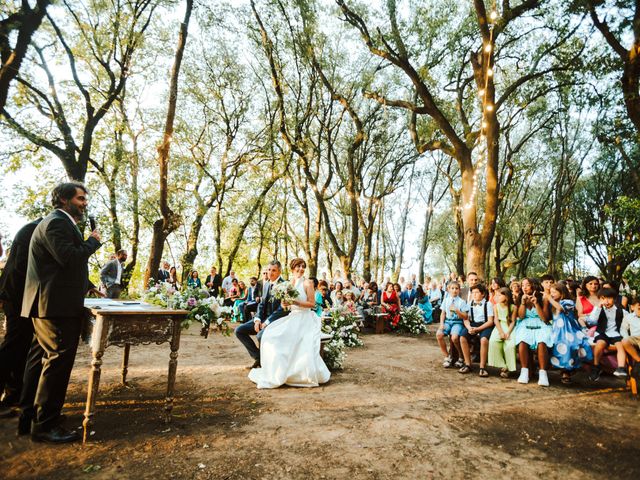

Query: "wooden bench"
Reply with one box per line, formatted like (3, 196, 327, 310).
(372, 313, 388, 334)
(319, 332, 333, 357)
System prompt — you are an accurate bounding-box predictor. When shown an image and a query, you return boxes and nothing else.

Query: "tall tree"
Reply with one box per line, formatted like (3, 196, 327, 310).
(144, 0, 192, 287)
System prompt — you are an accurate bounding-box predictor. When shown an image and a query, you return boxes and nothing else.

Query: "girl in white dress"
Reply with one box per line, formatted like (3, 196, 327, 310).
(249, 258, 331, 389)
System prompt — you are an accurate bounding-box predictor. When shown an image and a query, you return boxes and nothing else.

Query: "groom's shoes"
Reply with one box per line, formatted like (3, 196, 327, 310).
(246, 359, 261, 370)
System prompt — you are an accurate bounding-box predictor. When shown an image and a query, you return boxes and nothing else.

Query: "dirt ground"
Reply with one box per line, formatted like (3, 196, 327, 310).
(1, 324, 639, 480)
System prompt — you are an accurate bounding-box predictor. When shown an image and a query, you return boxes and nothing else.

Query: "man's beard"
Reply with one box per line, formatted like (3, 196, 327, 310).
(68, 204, 85, 221)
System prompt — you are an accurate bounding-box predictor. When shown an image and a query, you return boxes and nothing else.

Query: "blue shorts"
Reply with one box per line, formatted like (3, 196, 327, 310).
(440, 320, 467, 337)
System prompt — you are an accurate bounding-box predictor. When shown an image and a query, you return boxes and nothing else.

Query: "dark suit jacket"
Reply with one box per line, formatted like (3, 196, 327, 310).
(0, 218, 42, 317)
(21, 210, 101, 318)
(157, 269, 170, 282)
(205, 273, 222, 294)
(400, 289, 417, 306)
(256, 277, 288, 324)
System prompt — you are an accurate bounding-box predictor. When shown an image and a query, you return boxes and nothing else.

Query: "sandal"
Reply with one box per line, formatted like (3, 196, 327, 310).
(479, 368, 489, 377)
(499, 370, 510, 379)
(561, 373, 572, 384)
(459, 364, 471, 374)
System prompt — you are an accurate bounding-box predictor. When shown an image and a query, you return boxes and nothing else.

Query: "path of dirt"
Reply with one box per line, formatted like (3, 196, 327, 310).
(1, 326, 639, 479)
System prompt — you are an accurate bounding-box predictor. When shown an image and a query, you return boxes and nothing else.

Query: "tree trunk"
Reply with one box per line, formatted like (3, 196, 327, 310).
(144, 0, 192, 287)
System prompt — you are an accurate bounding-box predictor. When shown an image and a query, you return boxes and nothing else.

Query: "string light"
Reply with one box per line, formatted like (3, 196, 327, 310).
(463, 3, 499, 211)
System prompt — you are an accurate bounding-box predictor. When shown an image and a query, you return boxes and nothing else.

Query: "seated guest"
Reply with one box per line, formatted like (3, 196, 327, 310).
(460, 284, 494, 376)
(158, 261, 170, 282)
(168, 266, 179, 289)
(344, 279, 361, 301)
(334, 290, 344, 306)
(233, 281, 248, 322)
(317, 280, 332, 311)
(242, 277, 261, 322)
(488, 287, 517, 378)
(343, 291, 358, 314)
(381, 282, 401, 327)
(437, 281, 468, 369)
(311, 278, 324, 316)
(514, 278, 552, 386)
(393, 283, 402, 297)
(621, 297, 640, 376)
(587, 287, 627, 380)
(187, 270, 202, 289)
(488, 277, 506, 305)
(400, 282, 417, 306)
(416, 285, 433, 324)
(331, 281, 343, 304)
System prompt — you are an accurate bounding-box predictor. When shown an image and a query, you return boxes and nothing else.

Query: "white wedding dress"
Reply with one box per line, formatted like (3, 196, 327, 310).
(248, 278, 331, 389)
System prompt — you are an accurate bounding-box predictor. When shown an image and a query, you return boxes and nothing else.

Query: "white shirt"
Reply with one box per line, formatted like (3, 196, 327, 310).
(115, 260, 123, 285)
(441, 296, 468, 321)
(221, 275, 234, 292)
(589, 306, 620, 337)
(622, 311, 640, 338)
(468, 299, 494, 325)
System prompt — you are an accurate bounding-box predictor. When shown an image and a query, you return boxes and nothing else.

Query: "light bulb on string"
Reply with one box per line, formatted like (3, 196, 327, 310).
(490, 11, 498, 21)
(487, 68, 494, 77)
(485, 104, 494, 112)
(484, 43, 492, 53)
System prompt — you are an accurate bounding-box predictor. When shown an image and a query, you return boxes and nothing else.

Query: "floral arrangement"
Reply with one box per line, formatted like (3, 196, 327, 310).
(219, 305, 234, 321)
(270, 281, 300, 304)
(396, 305, 429, 335)
(323, 306, 363, 348)
(322, 337, 346, 370)
(143, 281, 231, 335)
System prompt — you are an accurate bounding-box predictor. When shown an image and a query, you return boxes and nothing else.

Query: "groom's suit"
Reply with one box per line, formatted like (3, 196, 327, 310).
(235, 277, 290, 361)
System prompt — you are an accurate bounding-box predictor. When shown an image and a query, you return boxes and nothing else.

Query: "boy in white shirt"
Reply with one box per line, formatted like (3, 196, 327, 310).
(588, 287, 626, 380)
(621, 297, 640, 377)
(460, 284, 494, 376)
(436, 282, 469, 370)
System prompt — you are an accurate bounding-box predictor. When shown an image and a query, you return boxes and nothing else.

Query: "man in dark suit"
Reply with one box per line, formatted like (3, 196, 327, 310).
(235, 260, 289, 368)
(100, 249, 127, 298)
(157, 261, 170, 282)
(20, 181, 101, 443)
(205, 266, 222, 297)
(241, 276, 261, 322)
(0, 218, 42, 417)
(400, 282, 417, 306)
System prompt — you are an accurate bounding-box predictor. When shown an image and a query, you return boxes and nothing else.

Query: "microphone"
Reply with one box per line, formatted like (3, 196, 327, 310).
(89, 216, 97, 231)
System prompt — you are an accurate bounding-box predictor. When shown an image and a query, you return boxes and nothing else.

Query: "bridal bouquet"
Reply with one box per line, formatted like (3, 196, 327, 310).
(270, 281, 299, 304)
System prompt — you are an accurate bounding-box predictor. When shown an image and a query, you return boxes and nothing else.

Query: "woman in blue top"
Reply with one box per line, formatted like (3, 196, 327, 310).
(514, 278, 553, 386)
(187, 270, 202, 288)
(416, 285, 433, 324)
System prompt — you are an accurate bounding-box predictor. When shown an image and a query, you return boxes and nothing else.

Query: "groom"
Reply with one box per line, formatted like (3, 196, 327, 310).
(235, 260, 289, 368)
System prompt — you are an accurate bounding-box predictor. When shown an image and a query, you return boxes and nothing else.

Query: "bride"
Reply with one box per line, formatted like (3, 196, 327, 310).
(249, 258, 331, 389)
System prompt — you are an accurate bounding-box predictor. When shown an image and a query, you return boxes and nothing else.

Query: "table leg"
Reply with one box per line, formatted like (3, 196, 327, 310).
(121, 344, 131, 385)
(83, 316, 108, 444)
(164, 318, 182, 423)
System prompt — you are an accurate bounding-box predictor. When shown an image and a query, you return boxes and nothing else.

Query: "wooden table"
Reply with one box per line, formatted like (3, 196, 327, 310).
(82, 299, 189, 443)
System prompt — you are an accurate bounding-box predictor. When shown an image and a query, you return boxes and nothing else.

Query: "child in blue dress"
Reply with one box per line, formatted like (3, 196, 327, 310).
(548, 283, 593, 384)
(514, 278, 553, 386)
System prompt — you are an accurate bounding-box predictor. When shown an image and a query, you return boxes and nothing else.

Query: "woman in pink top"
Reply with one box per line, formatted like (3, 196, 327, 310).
(576, 276, 599, 328)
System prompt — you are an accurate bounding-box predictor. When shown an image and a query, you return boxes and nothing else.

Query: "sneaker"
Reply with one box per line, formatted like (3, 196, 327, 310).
(517, 368, 529, 384)
(589, 367, 601, 382)
(538, 369, 549, 387)
(454, 359, 464, 368)
(442, 356, 453, 368)
(613, 367, 628, 377)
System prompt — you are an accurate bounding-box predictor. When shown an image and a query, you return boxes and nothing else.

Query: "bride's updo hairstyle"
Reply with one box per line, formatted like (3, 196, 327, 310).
(290, 258, 306, 271)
